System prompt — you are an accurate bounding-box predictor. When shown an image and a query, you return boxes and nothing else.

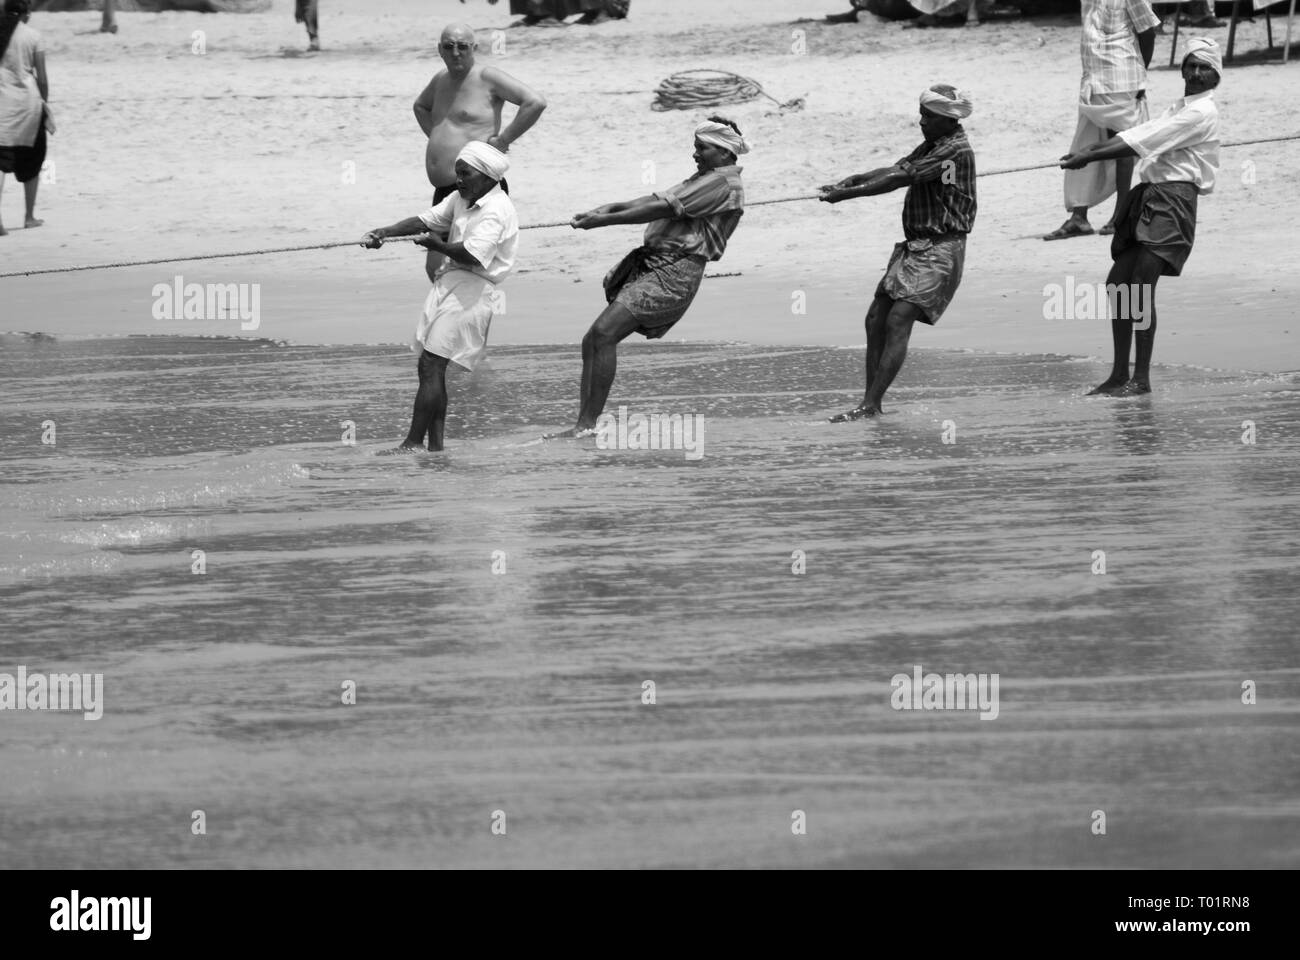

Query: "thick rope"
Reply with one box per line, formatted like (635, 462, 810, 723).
(2, 134, 1295, 280)
(651, 69, 805, 113)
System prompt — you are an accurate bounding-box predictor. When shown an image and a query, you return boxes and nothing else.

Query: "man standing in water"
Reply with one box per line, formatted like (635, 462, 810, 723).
(362, 142, 518, 453)
(819, 84, 976, 420)
(1060, 37, 1222, 396)
(545, 117, 747, 439)
(413, 22, 546, 281)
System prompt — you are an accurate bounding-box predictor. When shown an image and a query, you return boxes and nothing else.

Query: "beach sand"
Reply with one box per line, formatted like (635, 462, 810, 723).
(2, 1, 1299, 871)
(2, 0, 1297, 372)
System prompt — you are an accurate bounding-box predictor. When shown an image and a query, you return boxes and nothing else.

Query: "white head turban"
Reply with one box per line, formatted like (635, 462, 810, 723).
(457, 140, 509, 180)
(695, 119, 749, 157)
(919, 84, 973, 120)
(1183, 37, 1223, 76)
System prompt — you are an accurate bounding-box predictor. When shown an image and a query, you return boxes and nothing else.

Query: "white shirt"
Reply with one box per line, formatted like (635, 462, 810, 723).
(1079, 0, 1161, 97)
(417, 183, 518, 285)
(0, 23, 43, 148)
(1119, 90, 1220, 195)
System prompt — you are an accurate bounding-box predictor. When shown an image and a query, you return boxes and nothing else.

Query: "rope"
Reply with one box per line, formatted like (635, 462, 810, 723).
(2, 134, 1295, 281)
(651, 69, 805, 113)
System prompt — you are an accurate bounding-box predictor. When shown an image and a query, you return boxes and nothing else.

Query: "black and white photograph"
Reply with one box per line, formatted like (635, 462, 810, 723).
(1, 0, 1296, 900)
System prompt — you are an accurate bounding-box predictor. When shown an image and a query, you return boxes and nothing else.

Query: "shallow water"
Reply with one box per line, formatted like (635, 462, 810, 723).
(2, 334, 1298, 868)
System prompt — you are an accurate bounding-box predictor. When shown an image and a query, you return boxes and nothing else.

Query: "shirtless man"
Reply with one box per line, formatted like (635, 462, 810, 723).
(413, 22, 545, 280)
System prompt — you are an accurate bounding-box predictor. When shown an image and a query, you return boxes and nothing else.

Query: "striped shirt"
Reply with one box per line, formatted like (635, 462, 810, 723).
(645, 164, 745, 262)
(895, 129, 977, 241)
(1119, 90, 1220, 195)
(1080, 0, 1161, 97)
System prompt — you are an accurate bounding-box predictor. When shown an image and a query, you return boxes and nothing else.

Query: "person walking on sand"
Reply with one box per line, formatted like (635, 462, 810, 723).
(0, 0, 49, 237)
(545, 117, 747, 439)
(1060, 38, 1222, 397)
(362, 142, 518, 454)
(819, 84, 976, 421)
(1044, 0, 1159, 241)
(413, 22, 545, 280)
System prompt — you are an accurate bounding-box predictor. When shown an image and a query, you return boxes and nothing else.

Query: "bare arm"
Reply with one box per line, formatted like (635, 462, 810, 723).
(484, 67, 546, 152)
(1060, 135, 1138, 169)
(571, 195, 674, 229)
(33, 51, 49, 102)
(818, 166, 911, 203)
(1136, 27, 1155, 70)
(361, 216, 481, 268)
(413, 75, 440, 137)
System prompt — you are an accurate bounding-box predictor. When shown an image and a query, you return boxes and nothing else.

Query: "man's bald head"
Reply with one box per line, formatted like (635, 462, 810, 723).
(439, 23, 478, 73)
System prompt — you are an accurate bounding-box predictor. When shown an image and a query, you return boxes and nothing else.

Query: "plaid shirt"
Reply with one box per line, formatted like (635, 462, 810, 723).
(644, 164, 745, 262)
(1080, 0, 1161, 97)
(895, 128, 977, 241)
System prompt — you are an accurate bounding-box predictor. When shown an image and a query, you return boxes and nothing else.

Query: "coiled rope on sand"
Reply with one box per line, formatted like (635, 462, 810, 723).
(651, 69, 805, 113)
(1, 135, 1296, 280)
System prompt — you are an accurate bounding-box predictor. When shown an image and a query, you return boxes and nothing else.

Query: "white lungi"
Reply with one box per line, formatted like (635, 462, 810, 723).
(413, 269, 496, 372)
(1064, 91, 1149, 210)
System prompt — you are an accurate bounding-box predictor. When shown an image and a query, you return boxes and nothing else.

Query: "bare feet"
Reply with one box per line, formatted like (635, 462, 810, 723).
(0, 226, 7, 237)
(25, 217, 43, 229)
(308, 39, 320, 51)
(829, 404, 881, 423)
(1099, 220, 1116, 236)
(1116, 379, 1151, 395)
(824, 9, 859, 22)
(1086, 377, 1129, 396)
(542, 426, 596, 440)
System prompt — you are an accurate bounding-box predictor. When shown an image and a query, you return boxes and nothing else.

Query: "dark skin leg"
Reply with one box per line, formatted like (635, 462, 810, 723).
(831, 296, 923, 421)
(1087, 246, 1164, 395)
(546, 302, 640, 438)
(400, 350, 450, 452)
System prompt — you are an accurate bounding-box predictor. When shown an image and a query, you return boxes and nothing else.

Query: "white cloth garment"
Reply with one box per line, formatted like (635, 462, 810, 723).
(1063, 90, 1149, 210)
(415, 271, 496, 372)
(0, 23, 43, 148)
(411, 183, 518, 369)
(1119, 90, 1220, 195)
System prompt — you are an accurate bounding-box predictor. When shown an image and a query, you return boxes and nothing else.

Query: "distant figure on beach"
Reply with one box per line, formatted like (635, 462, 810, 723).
(819, 84, 976, 420)
(545, 118, 747, 439)
(101, 0, 118, 34)
(413, 22, 545, 280)
(295, 0, 319, 52)
(1060, 37, 1221, 396)
(1044, 0, 1158, 241)
(507, 1, 630, 25)
(362, 142, 518, 453)
(0, 0, 49, 236)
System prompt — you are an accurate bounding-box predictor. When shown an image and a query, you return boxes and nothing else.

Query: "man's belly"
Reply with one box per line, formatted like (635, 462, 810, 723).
(426, 119, 496, 186)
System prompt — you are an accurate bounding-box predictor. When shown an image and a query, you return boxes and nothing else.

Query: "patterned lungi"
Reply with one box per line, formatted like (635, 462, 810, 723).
(877, 234, 967, 325)
(603, 246, 707, 339)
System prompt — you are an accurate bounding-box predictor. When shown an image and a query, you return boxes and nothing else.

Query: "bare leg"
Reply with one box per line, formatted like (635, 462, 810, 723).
(862, 302, 922, 410)
(0, 173, 7, 236)
(101, 0, 118, 33)
(24, 176, 41, 227)
(831, 291, 891, 421)
(306, 0, 320, 51)
(402, 350, 450, 451)
(1088, 246, 1164, 394)
(575, 301, 640, 430)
